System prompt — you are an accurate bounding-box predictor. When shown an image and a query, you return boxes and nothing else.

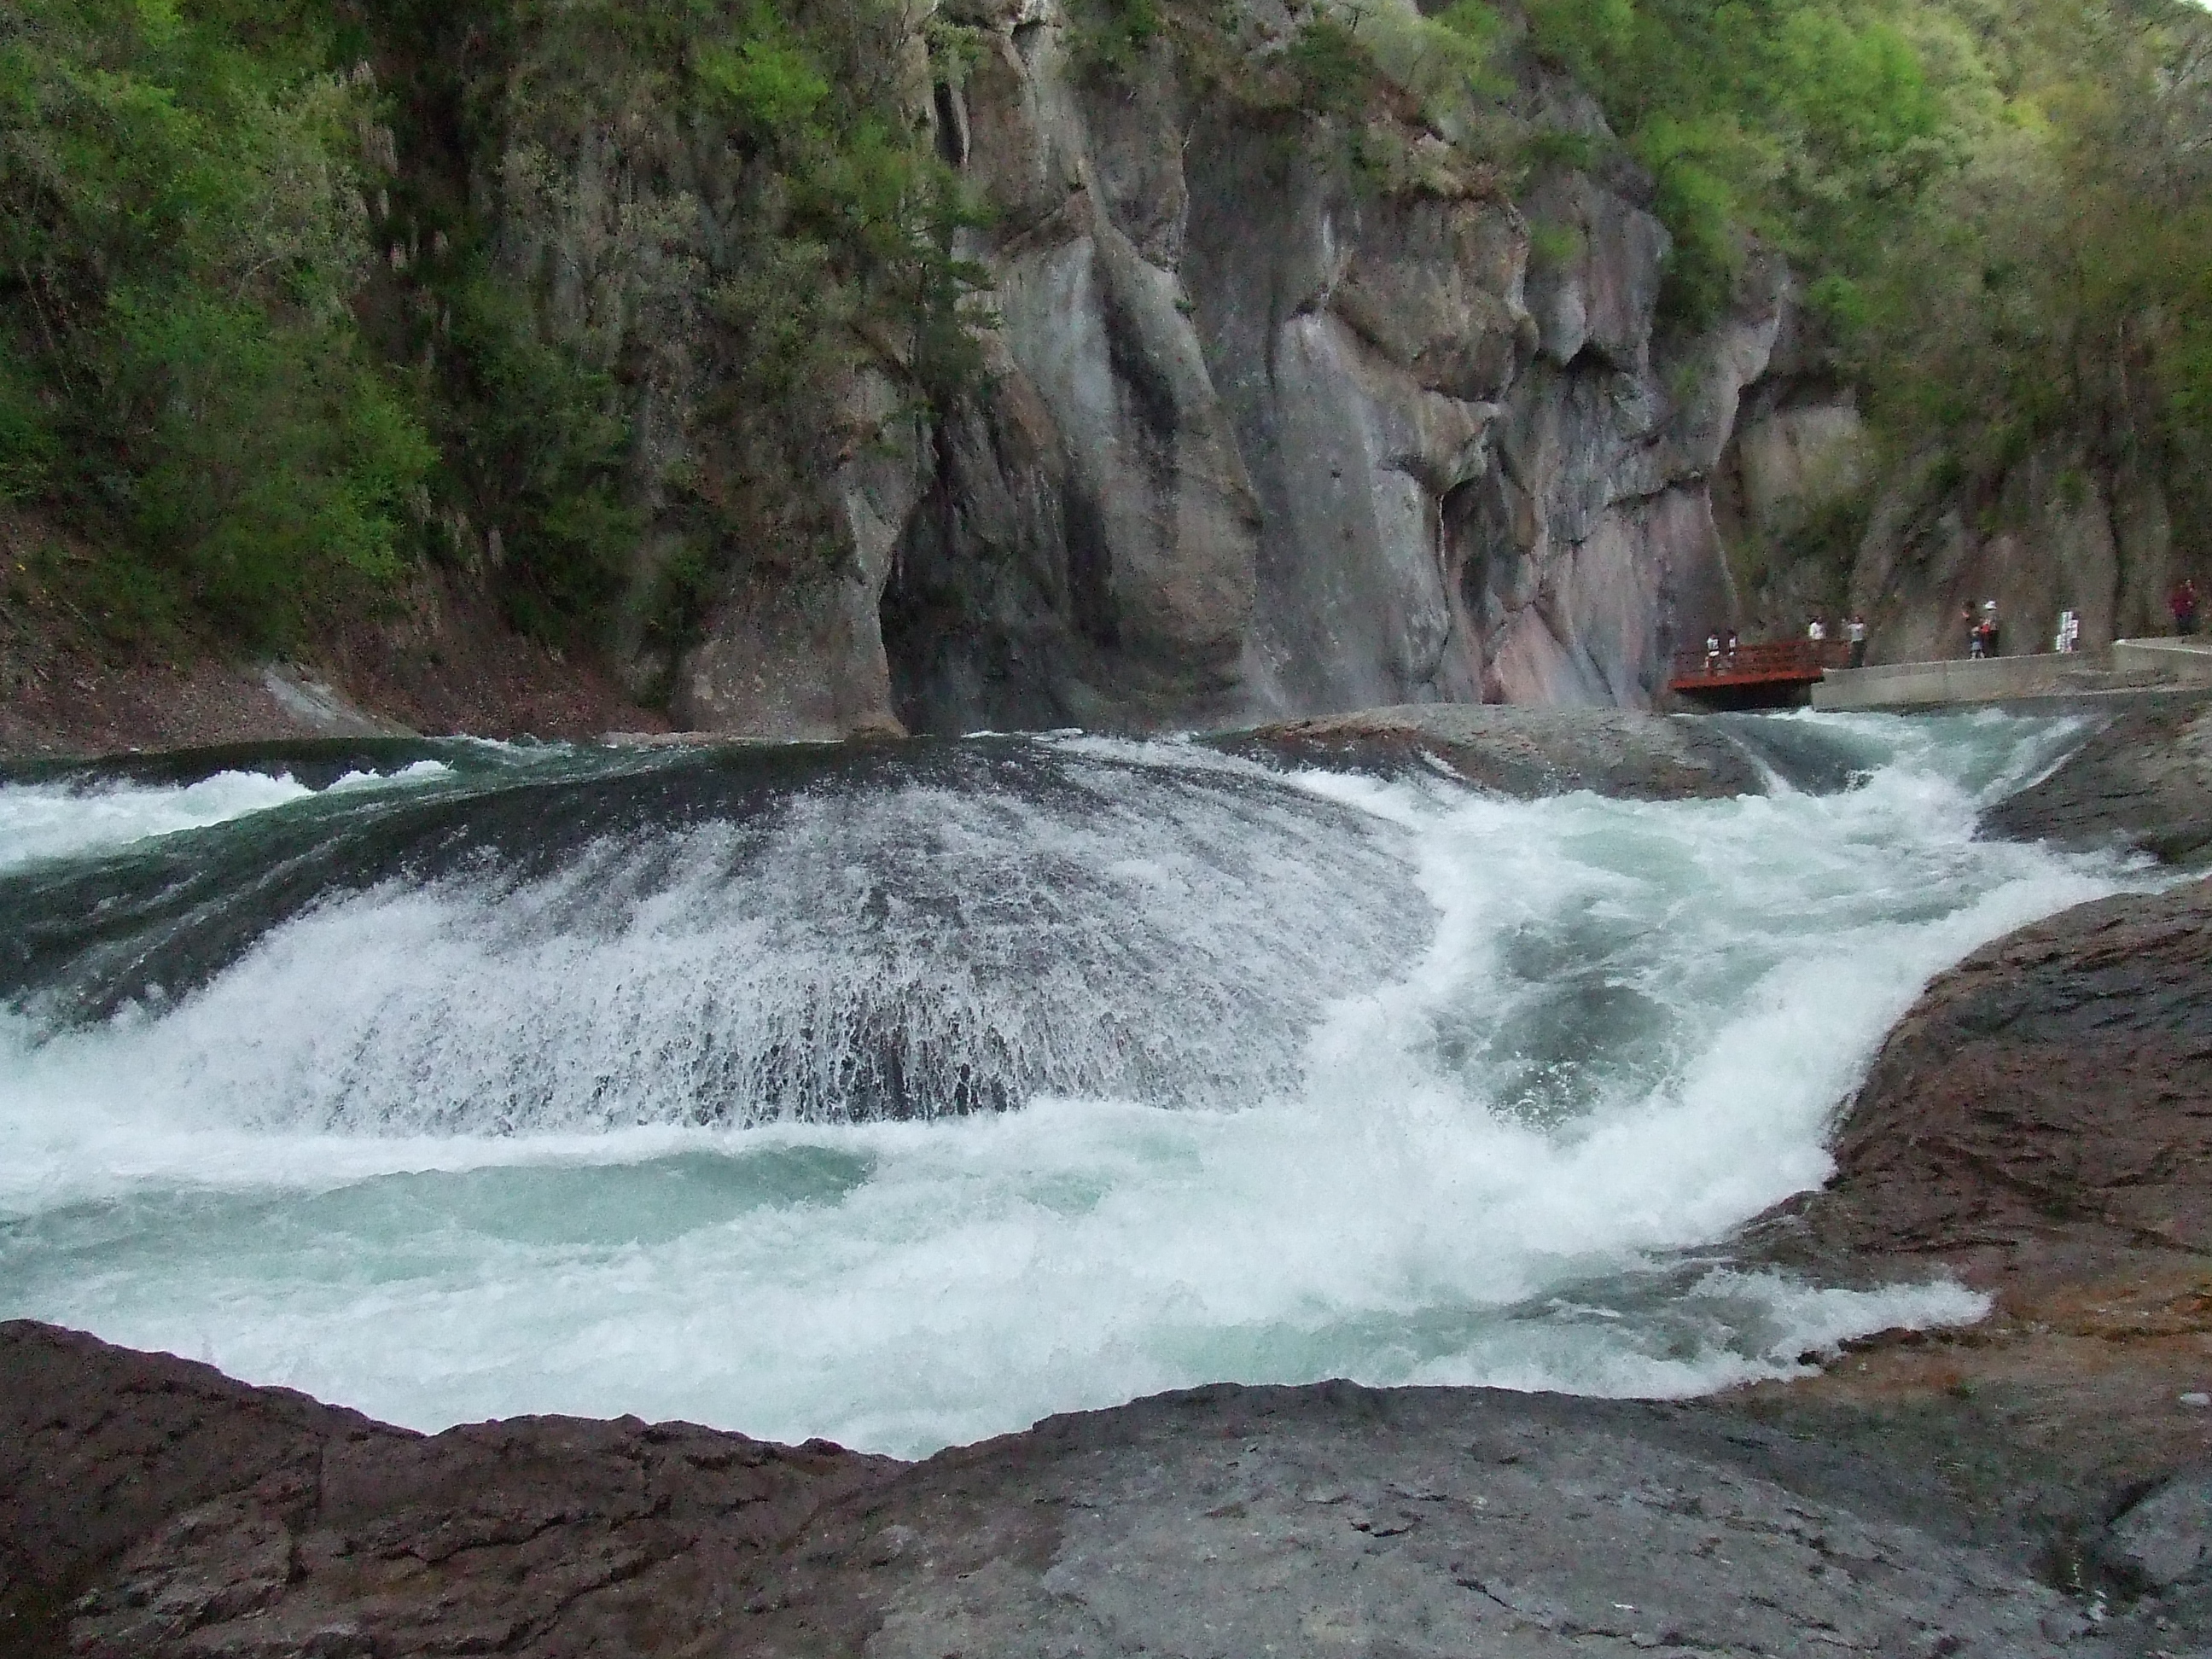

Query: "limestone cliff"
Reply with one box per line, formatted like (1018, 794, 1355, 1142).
(455, 0, 1805, 737)
(874, 5, 1790, 733)
(1710, 309, 2180, 667)
(1836, 412, 2177, 666)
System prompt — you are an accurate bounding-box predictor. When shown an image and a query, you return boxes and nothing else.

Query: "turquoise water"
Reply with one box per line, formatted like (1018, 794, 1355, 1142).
(0, 713, 2138, 1455)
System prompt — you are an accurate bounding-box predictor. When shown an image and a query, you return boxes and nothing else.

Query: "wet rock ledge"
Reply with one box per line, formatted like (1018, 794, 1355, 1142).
(0, 1321, 2123, 1658)
(1208, 703, 1769, 799)
(1984, 690, 2212, 863)
(1737, 874, 2212, 1621)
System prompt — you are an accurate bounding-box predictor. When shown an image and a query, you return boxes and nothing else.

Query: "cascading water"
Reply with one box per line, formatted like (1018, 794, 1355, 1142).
(0, 714, 2141, 1455)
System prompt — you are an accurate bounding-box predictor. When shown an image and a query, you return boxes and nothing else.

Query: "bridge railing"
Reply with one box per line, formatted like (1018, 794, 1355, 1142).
(1671, 639, 1854, 682)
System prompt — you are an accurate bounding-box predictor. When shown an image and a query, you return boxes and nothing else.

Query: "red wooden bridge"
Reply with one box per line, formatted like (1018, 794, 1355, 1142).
(1668, 639, 1853, 706)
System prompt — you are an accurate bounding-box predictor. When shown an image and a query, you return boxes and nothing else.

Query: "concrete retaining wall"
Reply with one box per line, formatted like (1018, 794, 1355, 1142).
(1810, 652, 2109, 710)
(2112, 637, 2212, 680)
(1811, 638, 2212, 710)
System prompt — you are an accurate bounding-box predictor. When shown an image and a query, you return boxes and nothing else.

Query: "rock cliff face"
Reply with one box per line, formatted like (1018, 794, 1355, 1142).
(458, 1, 1808, 737)
(873, 13, 1788, 733)
(1840, 428, 2176, 666)
(1714, 313, 2180, 666)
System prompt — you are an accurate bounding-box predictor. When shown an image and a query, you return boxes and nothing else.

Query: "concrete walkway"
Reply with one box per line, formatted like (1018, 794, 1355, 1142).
(1811, 637, 2212, 711)
(2115, 636, 2212, 678)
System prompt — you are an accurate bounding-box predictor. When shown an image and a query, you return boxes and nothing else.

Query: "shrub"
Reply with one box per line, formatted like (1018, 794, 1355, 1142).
(1070, 0, 1165, 77)
(1287, 16, 1381, 119)
(0, 0, 434, 642)
(0, 341, 55, 503)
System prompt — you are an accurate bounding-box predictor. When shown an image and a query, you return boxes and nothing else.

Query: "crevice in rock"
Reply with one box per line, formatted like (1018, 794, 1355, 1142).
(933, 82, 969, 170)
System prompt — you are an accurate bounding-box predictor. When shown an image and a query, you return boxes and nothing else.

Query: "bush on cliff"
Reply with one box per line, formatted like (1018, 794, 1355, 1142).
(1516, 0, 1983, 327)
(0, 0, 433, 644)
(1, 0, 985, 669)
(1507, 0, 2211, 579)
(1851, 0, 2212, 537)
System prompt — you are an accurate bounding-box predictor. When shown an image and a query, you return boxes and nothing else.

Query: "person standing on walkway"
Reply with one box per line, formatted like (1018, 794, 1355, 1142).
(2174, 578, 2201, 637)
(1846, 614, 1868, 669)
(1965, 604, 1984, 659)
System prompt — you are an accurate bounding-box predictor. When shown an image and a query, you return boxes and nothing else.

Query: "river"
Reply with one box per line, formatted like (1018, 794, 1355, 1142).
(0, 712, 2134, 1455)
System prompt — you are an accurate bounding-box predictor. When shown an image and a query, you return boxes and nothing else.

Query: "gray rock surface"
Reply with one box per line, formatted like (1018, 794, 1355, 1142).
(676, 371, 928, 740)
(754, 1382, 2096, 1658)
(1713, 243, 2187, 667)
(1210, 701, 1767, 798)
(464, 0, 1810, 738)
(0, 1324, 2134, 1659)
(1982, 691, 2212, 862)
(2105, 1472, 2212, 1591)
(1842, 439, 2148, 668)
(858, 6, 1784, 735)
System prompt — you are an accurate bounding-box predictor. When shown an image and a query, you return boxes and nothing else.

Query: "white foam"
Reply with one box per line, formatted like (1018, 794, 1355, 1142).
(2, 760, 1414, 1138)
(0, 714, 2145, 1455)
(0, 760, 454, 873)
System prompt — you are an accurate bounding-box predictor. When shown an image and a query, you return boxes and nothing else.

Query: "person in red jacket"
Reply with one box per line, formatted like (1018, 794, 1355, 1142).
(2174, 578, 2201, 637)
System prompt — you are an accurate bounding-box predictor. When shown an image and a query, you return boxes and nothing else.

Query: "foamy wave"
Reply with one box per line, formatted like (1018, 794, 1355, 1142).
(0, 760, 454, 874)
(0, 714, 2139, 1454)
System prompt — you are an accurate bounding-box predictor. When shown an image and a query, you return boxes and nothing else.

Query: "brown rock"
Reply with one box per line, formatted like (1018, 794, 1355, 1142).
(1982, 691, 2212, 864)
(1766, 875, 2212, 1266)
(1209, 701, 1767, 799)
(0, 1322, 894, 1659)
(1737, 876, 2212, 1562)
(0, 1330, 2115, 1659)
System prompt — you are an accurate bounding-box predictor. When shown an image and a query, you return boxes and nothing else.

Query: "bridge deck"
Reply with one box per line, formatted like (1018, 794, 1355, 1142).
(1668, 641, 1850, 696)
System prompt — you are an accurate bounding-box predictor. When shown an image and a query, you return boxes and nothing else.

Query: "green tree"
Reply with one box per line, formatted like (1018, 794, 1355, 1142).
(0, 0, 433, 642)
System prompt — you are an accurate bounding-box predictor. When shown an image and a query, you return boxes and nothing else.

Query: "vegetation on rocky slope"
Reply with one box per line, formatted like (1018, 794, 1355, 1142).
(1512, 0, 2212, 622)
(1, 0, 2205, 682)
(2, 0, 981, 675)
(1, 1, 431, 645)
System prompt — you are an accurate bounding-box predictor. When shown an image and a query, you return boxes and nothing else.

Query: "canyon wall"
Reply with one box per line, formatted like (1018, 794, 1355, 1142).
(871, 5, 1798, 734)
(878, 11, 1784, 733)
(1710, 315, 2180, 667)
(466, 0, 1819, 738)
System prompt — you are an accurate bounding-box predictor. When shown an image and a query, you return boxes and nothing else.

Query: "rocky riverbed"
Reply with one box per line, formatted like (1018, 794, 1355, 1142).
(6, 703, 2212, 1657)
(1986, 690, 2212, 863)
(0, 1318, 2132, 1659)
(6, 917, 2208, 1655)
(1207, 703, 1772, 800)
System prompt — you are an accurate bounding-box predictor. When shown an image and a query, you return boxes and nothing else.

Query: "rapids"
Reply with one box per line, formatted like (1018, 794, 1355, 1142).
(0, 713, 2140, 1455)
